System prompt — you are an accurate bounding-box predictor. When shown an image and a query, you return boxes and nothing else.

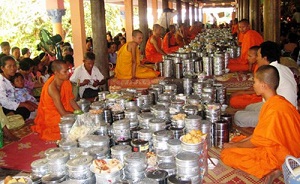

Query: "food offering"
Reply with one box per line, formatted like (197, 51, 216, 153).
(91, 159, 123, 174)
(4, 176, 32, 184)
(181, 130, 206, 144)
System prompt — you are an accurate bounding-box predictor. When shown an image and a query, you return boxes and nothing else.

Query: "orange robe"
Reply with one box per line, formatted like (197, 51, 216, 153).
(32, 76, 75, 141)
(232, 24, 238, 36)
(145, 35, 163, 63)
(229, 64, 261, 109)
(115, 43, 160, 79)
(189, 26, 199, 40)
(221, 95, 300, 178)
(228, 30, 263, 72)
(175, 32, 185, 47)
(162, 32, 179, 54)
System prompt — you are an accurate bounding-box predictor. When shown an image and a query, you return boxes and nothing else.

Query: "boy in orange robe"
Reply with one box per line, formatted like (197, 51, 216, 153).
(115, 30, 160, 80)
(228, 19, 264, 72)
(229, 46, 262, 109)
(145, 24, 167, 63)
(221, 65, 300, 180)
(162, 25, 180, 54)
(32, 60, 80, 141)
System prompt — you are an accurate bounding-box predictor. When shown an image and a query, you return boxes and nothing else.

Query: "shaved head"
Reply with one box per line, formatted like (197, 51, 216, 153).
(255, 65, 279, 91)
(51, 60, 66, 73)
(132, 30, 143, 37)
(153, 24, 161, 31)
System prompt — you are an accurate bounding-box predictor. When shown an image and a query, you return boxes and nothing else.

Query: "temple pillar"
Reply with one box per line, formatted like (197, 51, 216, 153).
(185, 2, 190, 26)
(249, 0, 260, 32)
(242, 0, 249, 20)
(152, 0, 158, 26)
(162, 0, 169, 10)
(69, 0, 85, 67)
(124, 0, 134, 42)
(46, 0, 65, 39)
(191, 4, 195, 23)
(176, 0, 182, 24)
(238, 0, 242, 20)
(90, 0, 109, 82)
(138, 0, 148, 55)
(263, 0, 280, 42)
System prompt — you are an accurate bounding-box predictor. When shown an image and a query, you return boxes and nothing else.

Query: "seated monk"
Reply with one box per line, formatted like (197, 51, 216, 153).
(231, 18, 238, 37)
(230, 46, 262, 109)
(228, 19, 263, 72)
(162, 25, 180, 54)
(32, 60, 80, 141)
(175, 23, 189, 48)
(145, 24, 167, 63)
(189, 21, 201, 40)
(221, 65, 300, 180)
(115, 30, 160, 80)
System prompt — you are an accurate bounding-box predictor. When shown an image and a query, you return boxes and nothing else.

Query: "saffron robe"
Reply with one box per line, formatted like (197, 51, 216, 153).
(228, 30, 263, 72)
(221, 95, 300, 178)
(145, 35, 163, 63)
(229, 64, 261, 109)
(32, 76, 75, 141)
(162, 32, 179, 54)
(115, 43, 160, 79)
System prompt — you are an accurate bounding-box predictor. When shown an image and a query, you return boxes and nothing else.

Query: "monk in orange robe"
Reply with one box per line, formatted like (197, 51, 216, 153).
(115, 30, 160, 80)
(230, 46, 262, 109)
(175, 23, 189, 47)
(231, 18, 238, 37)
(189, 21, 201, 40)
(228, 19, 263, 72)
(32, 60, 80, 141)
(221, 65, 300, 180)
(145, 24, 167, 63)
(162, 25, 180, 54)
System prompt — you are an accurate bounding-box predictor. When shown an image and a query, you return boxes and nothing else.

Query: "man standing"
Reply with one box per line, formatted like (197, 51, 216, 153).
(70, 52, 105, 99)
(227, 19, 263, 72)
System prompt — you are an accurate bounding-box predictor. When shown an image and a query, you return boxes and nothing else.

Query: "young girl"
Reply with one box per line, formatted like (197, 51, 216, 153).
(11, 73, 37, 103)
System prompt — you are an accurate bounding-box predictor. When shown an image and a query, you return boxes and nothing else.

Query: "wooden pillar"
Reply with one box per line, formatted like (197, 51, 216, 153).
(168, 1, 173, 9)
(162, 0, 169, 10)
(263, 0, 280, 42)
(249, 0, 260, 32)
(90, 0, 109, 82)
(69, 1, 85, 67)
(191, 4, 195, 23)
(138, 0, 148, 55)
(176, 0, 182, 24)
(185, 2, 190, 26)
(46, 0, 65, 39)
(238, 0, 243, 20)
(124, 0, 134, 42)
(152, 0, 158, 26)
(242, 0, 249, 20)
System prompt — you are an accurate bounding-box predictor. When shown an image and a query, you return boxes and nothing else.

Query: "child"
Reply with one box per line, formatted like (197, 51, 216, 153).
(247, 45, 260, 73)
(0, 41, 10, 55)
(63, 54, 75, 77)
(11, 73, 37, 103)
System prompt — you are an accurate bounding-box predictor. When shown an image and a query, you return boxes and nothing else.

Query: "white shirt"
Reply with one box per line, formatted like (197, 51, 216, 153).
(157, 11, 178, 29)
(270, 61, 298, 107)
(70, 64, 104, 98)
(0, 74, 19, 110)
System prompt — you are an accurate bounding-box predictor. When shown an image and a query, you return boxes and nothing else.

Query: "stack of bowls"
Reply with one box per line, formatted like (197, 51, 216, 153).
(112, 119, 131, 142)
(157, 162, 176, 176)
(157, 150, 175, 164)
(214, 119, 230, 148)
(59, 120, 74, 140)
(138, 112, 155, 129)
(124, 152, 147, 182)
(167, 139, 182, 156)
(88, 146, 110, 159)
(213, 56, 225, 76)
(148, 118, 166, 132)
(31, 158, 49, 178)
(46, 151, 70, 176)
(58, 139, 77, 151)
(185, 115, 202, 132)
(205, 103, 221, 123)
(111, 145, 132, 164)
(145, 170, 168, 183)
(68, 147, 84, 159)
(66, 155, 95, 183)
(152, 130, 174, 153)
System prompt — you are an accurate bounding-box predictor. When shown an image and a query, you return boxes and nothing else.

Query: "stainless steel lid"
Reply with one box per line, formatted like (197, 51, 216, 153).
(47, 151, 70, 163)
(88, 146, 109, 157)
(90, 101, 105, 109)
(168, 174, 191, 184)
(31, 158, 48, 170)
(167, 139, 181, 146)
(41, 174, 67, 183)
(153, 130, 173, 141)
(146, 170, 168, 181)
(157, 162, 176, 170)
(60, 114, 76, 121)
(66, 155, 93, 169)
(44, 148, 64, 157)
(113, 119, 131, 129)
(124, 152, 147, 163)
(111, 145, 132, 155)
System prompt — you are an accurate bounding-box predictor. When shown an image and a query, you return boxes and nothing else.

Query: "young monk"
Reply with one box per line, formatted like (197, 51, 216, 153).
(221, 65, 300, 181)
(32, 60, 80, 141)
(162, 25, 180, 54)
(229, 46, 262, 109)
(227, 19, 264, 72)
(115, 30, 160, 80)
(145, 24, 167, 63)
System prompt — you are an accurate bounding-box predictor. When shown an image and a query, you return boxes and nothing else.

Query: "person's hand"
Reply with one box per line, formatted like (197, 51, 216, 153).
(223, 142, 236, 149)
(92, 80, 100, 87)
(81, 79, 90, 86)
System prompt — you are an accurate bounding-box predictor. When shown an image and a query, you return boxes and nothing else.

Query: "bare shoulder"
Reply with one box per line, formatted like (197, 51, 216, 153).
(47, 80, 59, 98)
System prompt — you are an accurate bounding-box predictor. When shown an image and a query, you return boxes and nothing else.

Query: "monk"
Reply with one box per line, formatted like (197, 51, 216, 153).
(227, 19, 264, 72)
(231, 18, 238, 37)
(175, 23, 189, 47)
(221, 65, 300, 181)
(115, 30, 160, 80)
(189, 21, 201, 40)
(234, 41, 297, 127)
(145, 24, 167, 63)
(32, 60, 80, 141)
(162, 25, 180, 54)
(229, 46, 262, 109)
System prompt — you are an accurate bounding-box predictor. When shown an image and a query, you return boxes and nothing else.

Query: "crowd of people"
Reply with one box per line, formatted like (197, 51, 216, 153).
(0, 13, 300, 183)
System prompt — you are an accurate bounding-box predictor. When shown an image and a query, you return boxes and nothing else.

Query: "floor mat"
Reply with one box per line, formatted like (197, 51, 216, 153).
(0, 133, 57, 172)
(203, 148, 284, 184)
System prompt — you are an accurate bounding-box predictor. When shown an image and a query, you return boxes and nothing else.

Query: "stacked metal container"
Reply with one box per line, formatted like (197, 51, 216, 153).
(184, 115, 202, 133)
(112, 119, 131, 142)
(213, 56, 225, 76)
(31, 159, 49, 178)
(46, 151, 70, 177)
(202, 57, 213, 76)
(111, 145, 132, 164)
(163, 59, 174, 77)
(66, 155, 95, 183)
(214, 119, 230, 148)
(124, 152, 147, 182)
(152, 130, 174, 153)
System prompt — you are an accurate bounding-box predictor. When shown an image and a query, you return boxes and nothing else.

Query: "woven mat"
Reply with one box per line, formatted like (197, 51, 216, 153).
(204, 148, 284, 184)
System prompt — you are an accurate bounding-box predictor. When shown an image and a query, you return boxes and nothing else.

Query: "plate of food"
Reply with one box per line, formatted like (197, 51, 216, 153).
(2, 176, 32, 184)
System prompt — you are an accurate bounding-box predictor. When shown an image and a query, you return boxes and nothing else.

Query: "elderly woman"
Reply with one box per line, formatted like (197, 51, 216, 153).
(0, 56, 37, 141)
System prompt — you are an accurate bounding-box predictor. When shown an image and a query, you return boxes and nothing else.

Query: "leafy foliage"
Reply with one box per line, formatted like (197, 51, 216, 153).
(0, 0, 123, 57)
